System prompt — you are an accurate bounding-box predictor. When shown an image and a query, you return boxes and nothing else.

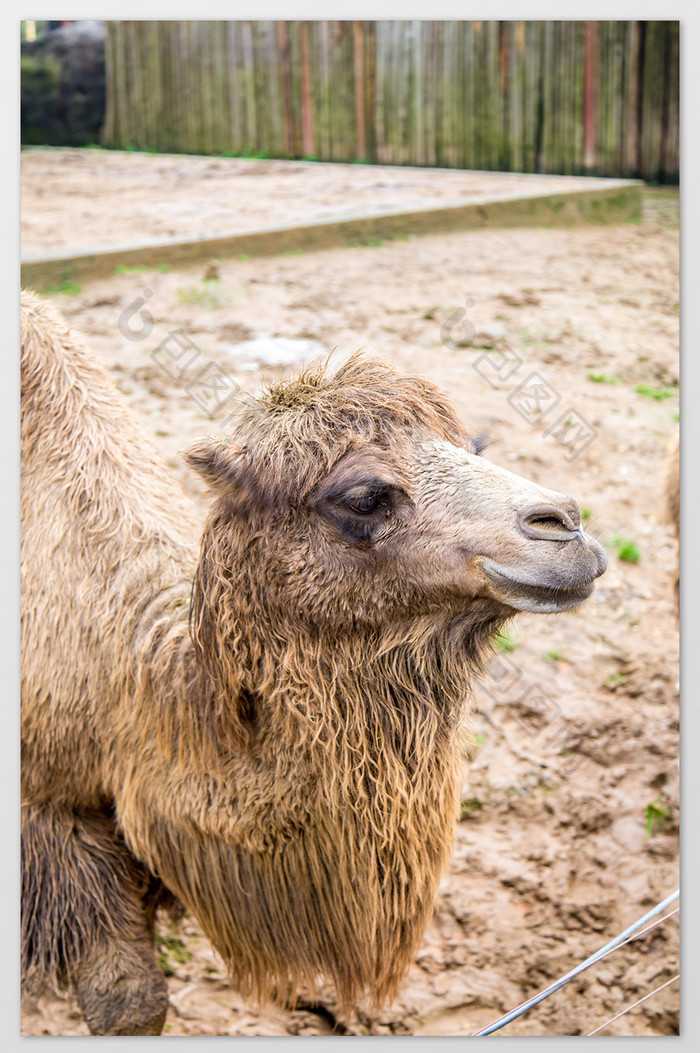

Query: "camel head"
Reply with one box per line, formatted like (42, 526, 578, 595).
(186, 354, 606, 630)
(185, 355, 606, 649)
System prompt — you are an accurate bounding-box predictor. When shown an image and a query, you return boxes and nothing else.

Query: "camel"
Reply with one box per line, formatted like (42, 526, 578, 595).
(20, 290, 608, 1035)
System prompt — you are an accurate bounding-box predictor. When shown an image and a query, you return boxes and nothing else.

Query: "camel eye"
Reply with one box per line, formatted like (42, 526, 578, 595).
(347, 492, 382, 515)
(317, 479, 410, 543)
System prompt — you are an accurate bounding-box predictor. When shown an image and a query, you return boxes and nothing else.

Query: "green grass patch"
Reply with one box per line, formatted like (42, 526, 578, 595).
(617, 539, 641, 563)
(177, 285, 223, 308)
(635, 384, 676, 401)
(544, 651, 566, 663)
(581, 508, 592, 520)
(222, 148, 272, 160)
(588, 372, 618, 384)
(114, 263, 147, 275)
(42, 278, 82, 295)
(460, 797, 483, 819)
(495, 630, 518, 653)
(605, 534, 641, 564)
(645, 799, 672, 837)
(156, 262, 172, 272)
(157, 934, 193, 977)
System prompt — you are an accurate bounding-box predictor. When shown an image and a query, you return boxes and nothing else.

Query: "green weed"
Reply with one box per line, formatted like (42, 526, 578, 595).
(114, 264, 147, 275)
(157, 934, 193, 977)
(635, 384, 676, 401)
(460, 797, 483, 819)
(645, 799, 671, 837)
(605, 534, 641, 564)
(588, 372, 618, 384)
(177, 285, 223, 309)
(42, 278, 82, 295)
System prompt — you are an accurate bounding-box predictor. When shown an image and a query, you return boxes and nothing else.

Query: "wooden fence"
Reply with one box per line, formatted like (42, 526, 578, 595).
(103, 21, 679, 182)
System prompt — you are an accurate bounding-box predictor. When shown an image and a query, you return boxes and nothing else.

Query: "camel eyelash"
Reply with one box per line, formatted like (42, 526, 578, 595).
(327, 481, 392, 506)
(471, 433, 492, 456)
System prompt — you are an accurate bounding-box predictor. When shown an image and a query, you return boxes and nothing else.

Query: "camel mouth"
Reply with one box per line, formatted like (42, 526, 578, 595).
(480, 559, 597, 614)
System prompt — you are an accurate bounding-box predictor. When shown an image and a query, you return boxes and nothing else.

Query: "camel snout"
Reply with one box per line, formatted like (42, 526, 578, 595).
(517, 501, 581, 542)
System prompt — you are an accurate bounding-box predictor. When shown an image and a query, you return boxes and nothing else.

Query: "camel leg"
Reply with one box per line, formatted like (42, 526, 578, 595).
(22, 803, 169, 1035)
(72, 935, 168, 1036)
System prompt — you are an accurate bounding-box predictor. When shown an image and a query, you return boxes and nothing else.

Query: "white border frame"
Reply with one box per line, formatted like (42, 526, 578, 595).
(4, 4, 696, 1048)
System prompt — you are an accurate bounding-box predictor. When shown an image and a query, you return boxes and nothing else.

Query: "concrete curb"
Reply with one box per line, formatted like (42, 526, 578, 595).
(21, 180, 643, 291)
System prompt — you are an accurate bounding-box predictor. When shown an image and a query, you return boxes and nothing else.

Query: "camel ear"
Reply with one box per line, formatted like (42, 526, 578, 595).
(184, 437, 276, 516)
(183, 437, 249, 494)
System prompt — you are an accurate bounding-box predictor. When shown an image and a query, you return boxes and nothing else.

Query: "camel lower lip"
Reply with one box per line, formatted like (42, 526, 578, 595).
(481, 560, 595, 613)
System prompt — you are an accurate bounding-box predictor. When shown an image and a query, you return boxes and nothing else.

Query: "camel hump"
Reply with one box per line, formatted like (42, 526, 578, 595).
(20, 288, 117, 416)
(21, 288, 77, 392)
(21, 288, 68, 370)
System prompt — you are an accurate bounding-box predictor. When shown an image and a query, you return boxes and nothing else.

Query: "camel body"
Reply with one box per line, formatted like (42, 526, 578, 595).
(21, 291, 607, 1033)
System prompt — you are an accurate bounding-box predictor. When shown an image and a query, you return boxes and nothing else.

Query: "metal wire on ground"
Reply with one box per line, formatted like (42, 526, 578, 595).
(472, 889, 679, 1036)
(587, 974, 680, 1036)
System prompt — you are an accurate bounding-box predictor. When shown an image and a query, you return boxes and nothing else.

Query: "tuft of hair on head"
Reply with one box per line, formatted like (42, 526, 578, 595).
(183, 350, 474, 514)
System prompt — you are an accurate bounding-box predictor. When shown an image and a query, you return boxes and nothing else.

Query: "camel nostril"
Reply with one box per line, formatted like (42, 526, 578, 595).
(519, 503, 581, 541)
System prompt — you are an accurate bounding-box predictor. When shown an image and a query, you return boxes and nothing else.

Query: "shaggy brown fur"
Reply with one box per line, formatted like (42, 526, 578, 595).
(21, 290, 606, 1034)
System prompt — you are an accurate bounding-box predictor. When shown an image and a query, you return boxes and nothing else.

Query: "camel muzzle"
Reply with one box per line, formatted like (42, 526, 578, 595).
(479, 523, 608, 614)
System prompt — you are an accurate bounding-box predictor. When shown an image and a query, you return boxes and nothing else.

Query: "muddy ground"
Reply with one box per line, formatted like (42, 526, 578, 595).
(20, 153, 679, 1036)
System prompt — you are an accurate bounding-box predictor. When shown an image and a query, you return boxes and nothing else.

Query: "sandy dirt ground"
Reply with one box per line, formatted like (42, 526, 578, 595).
(20, 154, 679, 1036)
(20, 146, 632, 256)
